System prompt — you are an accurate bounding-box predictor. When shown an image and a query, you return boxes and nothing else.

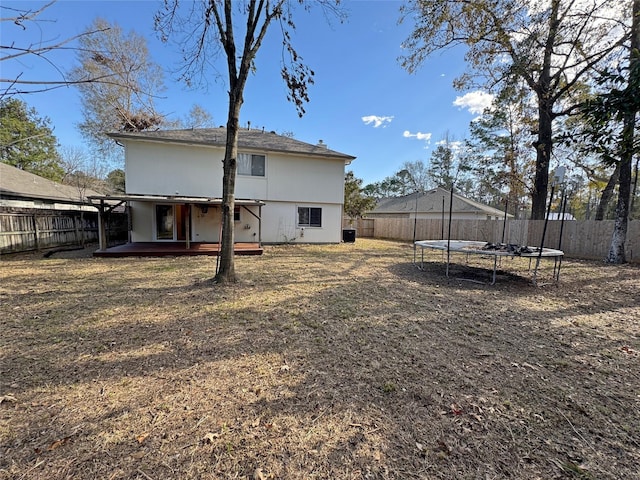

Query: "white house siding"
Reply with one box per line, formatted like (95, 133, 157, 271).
(124, 142, 345, 205)
(130, 201, 154, 242)
(125, 141, 223, 197)
(191, 205, 218, 242)
(266, 152, 346, 203)
(262, 201, 343, 244)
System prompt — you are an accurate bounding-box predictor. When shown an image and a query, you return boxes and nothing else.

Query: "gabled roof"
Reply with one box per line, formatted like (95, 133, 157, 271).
(0, 162, 103, 204)
(108, 127, 356, 162)
(371, 187, 510, 217)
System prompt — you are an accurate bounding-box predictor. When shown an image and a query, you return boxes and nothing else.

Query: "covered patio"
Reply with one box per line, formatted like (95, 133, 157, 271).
(88, 194, 265, 257)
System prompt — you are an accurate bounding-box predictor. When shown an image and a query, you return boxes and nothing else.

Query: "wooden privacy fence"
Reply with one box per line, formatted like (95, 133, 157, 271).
(342, 218, 375, 238)
(371, 217, 639, 262)
(0, 212, 99, 254)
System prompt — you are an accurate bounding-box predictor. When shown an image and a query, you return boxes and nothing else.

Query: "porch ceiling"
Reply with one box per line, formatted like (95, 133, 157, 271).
(87, 194, 265, 206)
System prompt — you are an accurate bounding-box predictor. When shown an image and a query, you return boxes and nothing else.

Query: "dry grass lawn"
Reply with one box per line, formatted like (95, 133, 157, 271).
(1, 239, 639, 479)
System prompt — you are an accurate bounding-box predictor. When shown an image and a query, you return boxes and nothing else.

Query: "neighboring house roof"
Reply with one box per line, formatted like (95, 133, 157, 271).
(370, 187, 511, 217)
(0, 162, 103, 205)
(108, 127, 356, 162)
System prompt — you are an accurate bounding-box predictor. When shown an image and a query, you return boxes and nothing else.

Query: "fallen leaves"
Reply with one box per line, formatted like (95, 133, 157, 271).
(202, 432, 220, 444)
(0, 394, 17, 404)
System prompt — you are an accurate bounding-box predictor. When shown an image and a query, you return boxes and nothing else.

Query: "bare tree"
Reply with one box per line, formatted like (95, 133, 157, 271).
(155, 0, 344, 283)
(1, 1, 123, 98)
(59, 145, 106, 247)
(70, 18, 166, 166)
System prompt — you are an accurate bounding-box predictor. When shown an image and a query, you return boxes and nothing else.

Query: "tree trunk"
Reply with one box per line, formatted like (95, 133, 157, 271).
(214, 86, 243, 284)
(606, 0, 639, 263)
(631, 157, 639, 217)
(531, 97, 553, 220)
(606, 145, 633, 263)
(530, 0, 560, 220)
(595, 163, 620, 221)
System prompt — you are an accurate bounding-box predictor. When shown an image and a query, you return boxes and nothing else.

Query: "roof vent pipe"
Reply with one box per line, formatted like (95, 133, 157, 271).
(317, 139, 327, 149)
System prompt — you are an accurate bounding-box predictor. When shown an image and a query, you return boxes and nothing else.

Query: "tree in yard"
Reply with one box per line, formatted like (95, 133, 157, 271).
(465, 84, 535, 216)
(427, 133, 457, 191)
(105, 168, 126, 194)
(70, 18, 166, 166)
(400, 0, 630, 219)
(0, 98, 63, 181)
(426, 133, 473, 196)
(576, 0, 640, 263)
(398, 160, 433, 193)
(364, 160, 435, 199)
(155, 0, 344, 283)
(363, 174, 412, 199)
(562, 0, 640, 259)
(343, 171, 376, 222)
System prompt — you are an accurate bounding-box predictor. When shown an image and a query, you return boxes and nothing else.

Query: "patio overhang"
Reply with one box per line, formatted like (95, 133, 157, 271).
(87, 193, 265, 207)
(87, 194, 265, 254)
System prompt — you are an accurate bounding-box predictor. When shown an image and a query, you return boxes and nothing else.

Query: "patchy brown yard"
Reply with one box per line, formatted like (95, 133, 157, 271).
(1, 239, 639, 480)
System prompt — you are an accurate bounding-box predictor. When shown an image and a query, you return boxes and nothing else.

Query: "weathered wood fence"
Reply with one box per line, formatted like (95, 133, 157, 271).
(1, 212, 100, 254)
(346, 217, 638, 262)
(0, 212, 100, 254)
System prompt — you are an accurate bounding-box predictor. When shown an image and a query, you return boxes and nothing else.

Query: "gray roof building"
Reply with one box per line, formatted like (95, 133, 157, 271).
(368, 187, 510, 220)
(0, 162, 102, 211)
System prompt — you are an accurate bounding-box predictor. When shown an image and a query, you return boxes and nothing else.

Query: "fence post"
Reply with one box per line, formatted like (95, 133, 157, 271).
(32, 214, 40, 251)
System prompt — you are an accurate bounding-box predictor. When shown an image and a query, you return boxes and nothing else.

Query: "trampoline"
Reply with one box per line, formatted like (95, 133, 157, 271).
(414, 239, 564, 285)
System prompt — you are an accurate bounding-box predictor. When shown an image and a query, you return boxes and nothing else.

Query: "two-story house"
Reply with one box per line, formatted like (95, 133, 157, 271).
(90, 128, 355, 255)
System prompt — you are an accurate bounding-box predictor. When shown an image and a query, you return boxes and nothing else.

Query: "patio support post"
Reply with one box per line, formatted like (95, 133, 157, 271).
(258, 204, 262, 247)
(185, 204, 191, 249)
(98, 199, 107, 251)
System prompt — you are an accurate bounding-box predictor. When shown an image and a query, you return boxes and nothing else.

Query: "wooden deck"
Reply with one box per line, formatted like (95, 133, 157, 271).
(94, 242, 263, 257)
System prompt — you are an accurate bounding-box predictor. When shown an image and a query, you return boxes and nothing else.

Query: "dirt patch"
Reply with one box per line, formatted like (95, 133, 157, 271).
(1, 239, 639, 479)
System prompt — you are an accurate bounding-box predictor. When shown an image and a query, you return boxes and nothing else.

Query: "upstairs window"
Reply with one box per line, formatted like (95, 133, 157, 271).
(238, 153, 265, 177)
(298, 207, 322, 227)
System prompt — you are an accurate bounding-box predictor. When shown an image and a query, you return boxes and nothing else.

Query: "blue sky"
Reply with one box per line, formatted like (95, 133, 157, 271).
(3, 0, 492, 186)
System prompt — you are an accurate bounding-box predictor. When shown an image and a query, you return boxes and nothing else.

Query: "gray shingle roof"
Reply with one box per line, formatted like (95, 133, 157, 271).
(372, 187, 509, 217)
(0, 162, 103, 203)
(108, 128, 356, 161)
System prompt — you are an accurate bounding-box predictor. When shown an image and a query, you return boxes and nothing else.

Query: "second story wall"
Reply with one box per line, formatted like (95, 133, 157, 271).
(125, 141, 224, 197)
(125, 140, 347, 205)
(266, 152, 346, 204)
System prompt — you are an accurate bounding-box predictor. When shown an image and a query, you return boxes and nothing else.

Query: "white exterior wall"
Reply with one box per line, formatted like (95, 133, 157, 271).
(124, 141, 345, 204)
(130, 201, 154, 242)
(261, 201, 343, 244)
(266, 152, 345, 202)
(126, 141, 224, 197)
(123, 139, 348, 244)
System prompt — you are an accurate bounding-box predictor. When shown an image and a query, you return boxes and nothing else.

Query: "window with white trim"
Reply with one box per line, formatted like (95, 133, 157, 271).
(238, 153, 265, 176)
(297, 207, 322, 227)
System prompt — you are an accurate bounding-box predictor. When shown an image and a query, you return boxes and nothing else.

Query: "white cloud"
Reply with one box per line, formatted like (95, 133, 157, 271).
(361, 115, 394, 128)
(403, 130, 432, 143)
(435, 139, 463, 151)
(453, 91, 495, 115)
